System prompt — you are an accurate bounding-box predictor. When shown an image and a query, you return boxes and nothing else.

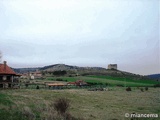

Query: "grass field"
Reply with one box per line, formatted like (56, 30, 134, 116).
(44, 75, 159, 87)
(0, 87, 160, 120)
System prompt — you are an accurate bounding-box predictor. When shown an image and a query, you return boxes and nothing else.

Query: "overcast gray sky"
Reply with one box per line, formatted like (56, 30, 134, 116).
(0, 0, 159, 75)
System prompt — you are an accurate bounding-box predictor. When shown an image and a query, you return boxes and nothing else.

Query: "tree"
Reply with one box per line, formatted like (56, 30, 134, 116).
(53, 70, 67, 76)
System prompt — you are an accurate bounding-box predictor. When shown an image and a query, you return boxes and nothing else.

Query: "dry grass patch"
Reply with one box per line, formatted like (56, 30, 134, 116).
(0, 88, 159, 120)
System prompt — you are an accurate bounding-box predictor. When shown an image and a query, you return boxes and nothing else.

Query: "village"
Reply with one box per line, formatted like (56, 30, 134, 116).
(0, 61, 120, 91)
(0, 61, 83, 89)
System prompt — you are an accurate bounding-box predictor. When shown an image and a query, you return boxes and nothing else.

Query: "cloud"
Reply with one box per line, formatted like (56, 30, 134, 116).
(0, 0, 159, 74)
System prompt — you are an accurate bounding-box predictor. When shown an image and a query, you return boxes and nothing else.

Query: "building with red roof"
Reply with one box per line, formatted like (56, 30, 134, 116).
(67, 80, 88, 86)
(0, 61, 20, 88)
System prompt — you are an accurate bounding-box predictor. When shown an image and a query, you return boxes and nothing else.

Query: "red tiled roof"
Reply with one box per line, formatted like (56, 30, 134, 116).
(0, 64, 16, 75)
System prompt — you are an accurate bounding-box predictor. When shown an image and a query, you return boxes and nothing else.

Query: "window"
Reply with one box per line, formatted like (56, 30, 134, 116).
(0, 76, 3, 81)
(3, 76, 7, 81)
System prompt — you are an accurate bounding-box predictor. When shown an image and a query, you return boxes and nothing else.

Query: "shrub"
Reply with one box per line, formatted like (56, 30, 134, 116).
(140, 88, 144, 92)
(145, 87, 148, 91)
(53, 70, 67, 76)
(25, 84, 28, 88)
(36, 85, 39, 89)
(126, 87, 131, 91)
(47, 78, 54, 80)
(69, 75, 72, 77)
(53, 97, 70, 116)
(56, 78, 63, 81)
(116, 84, 124, 87)
(153, 84, 160, 88)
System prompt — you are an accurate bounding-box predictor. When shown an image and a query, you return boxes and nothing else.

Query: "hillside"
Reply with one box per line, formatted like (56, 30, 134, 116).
(13, 64, 139, 75)
(40, 64, 107, 71)
(12, 64, 151, 80)
(13, 64, 107, 73)
(147, 74, 160, 79)
(146, 74, 160, 81)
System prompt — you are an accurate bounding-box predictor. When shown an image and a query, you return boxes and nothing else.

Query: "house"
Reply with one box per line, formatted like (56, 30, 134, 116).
(29, 70, 42, 80)
(67, 82, 77, 86)
(75, 80, 88, 86)
(67, 80, 88, 86)
(21, 70, 42, 80)
(20, 73, 29, 79)
(0, 61, 20, 88)
(47, 82, 67, 89)
(33, 70, 42, 79)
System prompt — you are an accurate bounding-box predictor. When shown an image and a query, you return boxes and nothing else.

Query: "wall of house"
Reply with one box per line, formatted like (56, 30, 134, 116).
(0, 75, 12, 82)
(0, 74, 15, 81)
(0, 75, 19, 88)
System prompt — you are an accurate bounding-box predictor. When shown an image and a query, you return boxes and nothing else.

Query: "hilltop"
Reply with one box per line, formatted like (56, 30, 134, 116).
(39, 64, 106, 71)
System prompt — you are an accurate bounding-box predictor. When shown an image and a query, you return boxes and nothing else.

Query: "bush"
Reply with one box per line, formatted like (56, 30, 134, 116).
(153, 84, 160, 88)
(69, 75, 72, 77)
(105, 83, 109, 86)
(145, 87, 148, 91)
(116, 84, 124, 87)
(36, 85, 39, 89)
(25, 84, 28, 88)
(47, 78, 54, 80)
(53, 97, 70, 116)
(56, 78, 63, 81)
(126, 87, 131, 91)
(53, 70, 67, 76)
(140, 88, 144, 92)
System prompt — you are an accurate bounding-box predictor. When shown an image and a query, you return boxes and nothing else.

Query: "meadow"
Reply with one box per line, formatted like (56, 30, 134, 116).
(45, 75, 159, 87)
(0, 87, 160, 120)
(0, 75, 159, 120)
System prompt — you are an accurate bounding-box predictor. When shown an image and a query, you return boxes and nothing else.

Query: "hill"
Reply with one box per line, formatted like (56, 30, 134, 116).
(146, 74, 160, 81)
(12, 64, 159, 87)
(39, 64, 106, 71)
(12, 67, 40, 73)
(13, 64, 131, 75)
(13, 64, 107, 74)
(12, 64, 150, 80)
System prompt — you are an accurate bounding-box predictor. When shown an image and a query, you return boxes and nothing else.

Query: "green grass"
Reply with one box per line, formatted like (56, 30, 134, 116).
(0, 93, 28, 120)
(89, 75, 158, 84)
(44, 75, 159, 87)
(0, 93, 13, 106)
(0, 109, 27, 120)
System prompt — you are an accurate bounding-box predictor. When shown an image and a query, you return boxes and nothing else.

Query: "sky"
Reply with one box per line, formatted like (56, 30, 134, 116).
(0, 0, 159, 75)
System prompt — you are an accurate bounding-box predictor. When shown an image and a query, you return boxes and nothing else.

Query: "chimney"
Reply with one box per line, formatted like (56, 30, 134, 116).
(4, 61, 7, 71)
